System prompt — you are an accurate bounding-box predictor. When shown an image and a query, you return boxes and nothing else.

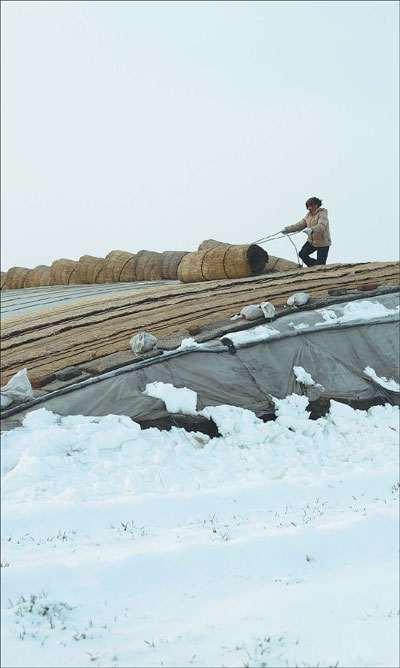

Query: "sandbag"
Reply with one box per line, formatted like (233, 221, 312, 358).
(240, 305, 264, 320)
(130, 332, 158, 353)
(287, 293, 310, 307)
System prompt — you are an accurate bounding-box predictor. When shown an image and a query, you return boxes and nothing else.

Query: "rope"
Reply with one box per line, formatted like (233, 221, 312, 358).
(252, 232, 282, 244)
(252, 231, 303, 267)
(287, 234, 302, 267)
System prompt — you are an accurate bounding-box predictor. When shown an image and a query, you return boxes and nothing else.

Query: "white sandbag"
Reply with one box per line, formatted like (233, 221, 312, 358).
(287, 292, 310, 307)
(130, 332, 158, 354)
(259, 301, 276, 319)
(1, 368, 34, 404)
(1, 394, 13, 408)
(240, 305, 264, 321)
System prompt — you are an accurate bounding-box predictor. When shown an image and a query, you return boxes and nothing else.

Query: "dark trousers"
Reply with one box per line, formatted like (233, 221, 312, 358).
(299, 242, 329, 267)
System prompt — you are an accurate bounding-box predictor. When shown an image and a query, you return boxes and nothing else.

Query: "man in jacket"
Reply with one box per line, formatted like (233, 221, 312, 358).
(282, 197, 331, 266)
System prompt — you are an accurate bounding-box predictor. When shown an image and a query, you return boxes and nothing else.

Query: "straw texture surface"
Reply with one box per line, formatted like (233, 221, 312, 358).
(5, 267, 31, 290)
(201, 246, 230, 280)
(24, 266, 51, 288)
(50, 259, 79, 286)
(224, 244, 268, 279)
(68, 265, 83, 285)
(178, 244, 268, 282)
(105, 251, 135, 282)
(198, 239, 230, 251)
(132, 251, 163, 281)
(177, 250, 208, 283)
(160, 251, 188, 279)
(95, 265, 113, 284)
(265, 256, 300, 272)
(1, 261, 398, 385)
(78, 255, 105, 284)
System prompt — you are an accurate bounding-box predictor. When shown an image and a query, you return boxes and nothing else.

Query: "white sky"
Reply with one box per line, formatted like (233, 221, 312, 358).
(1, 0, 399, 271)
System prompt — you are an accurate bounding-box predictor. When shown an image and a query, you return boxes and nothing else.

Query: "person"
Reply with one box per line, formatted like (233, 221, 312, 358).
(282, 197, 331, 266)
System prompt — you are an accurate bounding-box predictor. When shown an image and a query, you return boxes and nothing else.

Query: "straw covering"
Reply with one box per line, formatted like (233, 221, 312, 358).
(105, 251, 135, 283)
(2, 261, 398, 385)
(50, 259, 80, 286)
(5, 267, 31, 290)
(198, 239, 229, 251)
(1, 241, 302, 290)
(265, 256, 300, 272)
(160, 251, 189, 279)
(132, 251, 164, 281)
(177, 244, 268, 283)
(24, 265, 51, 288)
(78, 256, 105, 284)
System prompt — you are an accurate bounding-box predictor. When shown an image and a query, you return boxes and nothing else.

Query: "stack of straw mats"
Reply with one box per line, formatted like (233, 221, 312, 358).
(177, 244, 268, 283)
(1, 241, 295, 290)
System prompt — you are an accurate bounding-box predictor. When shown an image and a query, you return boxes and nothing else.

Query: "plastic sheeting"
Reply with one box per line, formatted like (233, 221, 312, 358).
(3, 291, 398, 429)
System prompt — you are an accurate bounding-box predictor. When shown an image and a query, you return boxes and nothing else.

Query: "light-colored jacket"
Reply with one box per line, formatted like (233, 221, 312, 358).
(284, 207, 331, 247)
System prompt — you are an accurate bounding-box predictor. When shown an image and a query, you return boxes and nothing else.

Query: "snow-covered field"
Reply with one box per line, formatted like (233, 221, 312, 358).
(1, 391, 399, 667)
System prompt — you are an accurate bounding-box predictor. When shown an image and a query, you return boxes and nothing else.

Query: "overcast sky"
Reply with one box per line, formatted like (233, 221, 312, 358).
(1, 0, 398, 271)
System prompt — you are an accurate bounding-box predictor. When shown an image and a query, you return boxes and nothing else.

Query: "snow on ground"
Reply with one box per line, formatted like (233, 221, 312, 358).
(1, 392, 399, 668)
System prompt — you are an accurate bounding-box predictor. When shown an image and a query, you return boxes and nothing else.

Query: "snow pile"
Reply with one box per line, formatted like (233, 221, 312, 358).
(294, 366, 319, 386)
(220, 323, 280, 346)
(315, 299, 399, 327)
(177, 337, 204, 350)
(143, 381, 198, 414)
(1, 397, 398, 504)
(364, 365, 400, 392)
(288, 321, 310, 330)
(1, 385, 399, 668)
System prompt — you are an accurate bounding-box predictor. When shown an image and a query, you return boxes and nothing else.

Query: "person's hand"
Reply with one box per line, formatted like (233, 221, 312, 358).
(303, 228, 312, 236)
(281, 229, 288, 235)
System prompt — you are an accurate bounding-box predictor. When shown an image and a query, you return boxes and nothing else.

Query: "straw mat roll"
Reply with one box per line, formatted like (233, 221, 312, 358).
(198, 239, 230, 251)
(78, 255, 104, 284)
(264, 256, 300, 272)
(131, 250, 146, 281)
(24, 265, 51, 287)
(160, 251, 188, 279)
(142, 253, 163, 281)
(201, 246, 230, 280)
(132, 251, 162, 281)
(224, 244, 268, 279)
(119, 257, 135, 282)
(68, 265, 83, 284)
(149, 264, 164, 281)
(105, 250, 135, 283)
(177, 250, 207, 283)
(6, 267, 31, 290)
(50, 259, 79, 286)
(95, 264, 113, 284)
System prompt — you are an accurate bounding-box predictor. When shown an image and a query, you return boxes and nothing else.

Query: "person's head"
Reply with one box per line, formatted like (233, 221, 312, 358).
(306, 197, 322, 212)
